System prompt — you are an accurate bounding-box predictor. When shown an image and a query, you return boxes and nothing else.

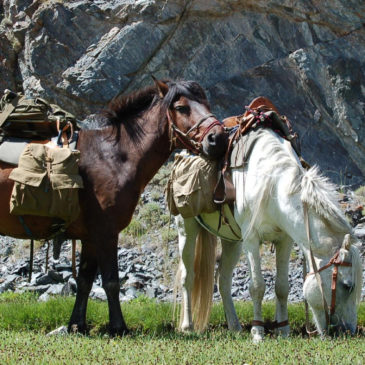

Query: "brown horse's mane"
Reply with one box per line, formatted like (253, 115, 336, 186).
(104, 79, 209, 128)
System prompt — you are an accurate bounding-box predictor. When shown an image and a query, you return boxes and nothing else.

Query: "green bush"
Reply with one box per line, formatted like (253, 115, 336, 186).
(138, 202, 163, 227)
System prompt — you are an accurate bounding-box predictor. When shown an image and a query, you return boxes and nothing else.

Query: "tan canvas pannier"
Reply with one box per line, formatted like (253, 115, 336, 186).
(9, 143, 83, 224)
(166, 153, 218, 218)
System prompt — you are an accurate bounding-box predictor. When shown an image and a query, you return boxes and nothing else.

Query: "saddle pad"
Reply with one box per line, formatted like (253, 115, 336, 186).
(0, 133, 79, 166)
(196, 204, 242, 243)
(230, 128, 263, 169)
(0, 137, 31, 165)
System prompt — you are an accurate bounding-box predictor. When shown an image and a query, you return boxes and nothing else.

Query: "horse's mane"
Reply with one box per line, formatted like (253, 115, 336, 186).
(244, 129, 351, 238)
(300, 166, 351, 233)
(104, 80, 209, 127)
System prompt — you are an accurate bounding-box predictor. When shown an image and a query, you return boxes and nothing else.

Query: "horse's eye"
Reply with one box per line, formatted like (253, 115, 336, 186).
(175, 105, 190, 114)
(341, 280, 354, 293)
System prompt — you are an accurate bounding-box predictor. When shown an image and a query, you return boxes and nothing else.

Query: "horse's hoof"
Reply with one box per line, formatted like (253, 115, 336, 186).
(228, 323, 243, 332)
(68, 323, 88, 335)
(109, 326, 130, 337)
(251, 326, 264, 344)
(275, 325, 290, 338)
(180, 324, 194, 334)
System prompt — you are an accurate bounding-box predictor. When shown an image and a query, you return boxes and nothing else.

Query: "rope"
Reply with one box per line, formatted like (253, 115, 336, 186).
(72, 239, 77, 279)
(28, 239, 34, 283)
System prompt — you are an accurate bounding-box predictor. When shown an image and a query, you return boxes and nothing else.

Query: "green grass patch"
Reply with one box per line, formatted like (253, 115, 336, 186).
(0, 293, 364, 334)
(0, 294, 365, 364)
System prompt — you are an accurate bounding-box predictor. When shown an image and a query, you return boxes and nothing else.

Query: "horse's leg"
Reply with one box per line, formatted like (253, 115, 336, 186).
(218, 239, 243, 332)
(176, 215, 200, 332)
(97, 235, 128, 336)
(274, 235, 293, 337)
(68, 240, 98, 333)
(245, 235, 265, 343)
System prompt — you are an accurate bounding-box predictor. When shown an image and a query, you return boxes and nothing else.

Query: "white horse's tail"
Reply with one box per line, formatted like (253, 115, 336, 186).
(191, 229, 217, 332)
(174, 229, 217, 332)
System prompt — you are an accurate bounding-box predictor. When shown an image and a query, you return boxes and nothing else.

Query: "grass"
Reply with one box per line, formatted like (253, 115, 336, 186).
(0, 293, 365, 363)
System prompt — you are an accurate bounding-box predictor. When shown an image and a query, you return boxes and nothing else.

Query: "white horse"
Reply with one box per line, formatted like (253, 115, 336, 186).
(175, 127, 362, 341)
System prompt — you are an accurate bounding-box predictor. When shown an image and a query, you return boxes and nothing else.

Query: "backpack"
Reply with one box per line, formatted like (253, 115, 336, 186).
(0, 89, 78, 140)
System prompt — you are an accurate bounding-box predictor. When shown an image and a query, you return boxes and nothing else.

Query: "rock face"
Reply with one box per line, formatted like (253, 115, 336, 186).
(0, 0, 364, 185)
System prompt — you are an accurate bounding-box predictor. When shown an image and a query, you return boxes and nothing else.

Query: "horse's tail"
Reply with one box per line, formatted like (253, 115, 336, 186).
(191, 229, 217, 332)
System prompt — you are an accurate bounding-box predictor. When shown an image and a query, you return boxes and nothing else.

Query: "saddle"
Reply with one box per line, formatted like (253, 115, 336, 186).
(213, 96, 309, 206)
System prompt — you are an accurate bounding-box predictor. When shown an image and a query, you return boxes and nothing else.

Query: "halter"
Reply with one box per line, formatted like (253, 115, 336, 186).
(303, 202, 352, 333)
(166, 110, 222, 155)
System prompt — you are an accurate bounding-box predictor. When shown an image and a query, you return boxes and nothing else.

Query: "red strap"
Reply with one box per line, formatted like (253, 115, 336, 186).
(198, 120, 222, 142)
(330, 265, 338, 315)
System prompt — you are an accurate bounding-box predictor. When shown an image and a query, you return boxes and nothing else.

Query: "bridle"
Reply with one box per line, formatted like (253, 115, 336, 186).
(166, 110, 222, 155)
(303, 202, 352, 334)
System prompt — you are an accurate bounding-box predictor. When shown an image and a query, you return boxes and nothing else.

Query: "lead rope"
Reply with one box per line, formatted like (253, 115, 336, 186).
(28, 239, 34, 283)
(303, 202, 331, 332)
(45, 240, 50, 273)
(72, 239, 77, 279)
(302, 254, 316, 336)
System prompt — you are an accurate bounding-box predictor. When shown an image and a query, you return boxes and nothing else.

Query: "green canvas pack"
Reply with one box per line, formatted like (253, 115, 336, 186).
(0, 89, 78, 139)
(166, 153, 218, 218)
(9, 143, 83, 224)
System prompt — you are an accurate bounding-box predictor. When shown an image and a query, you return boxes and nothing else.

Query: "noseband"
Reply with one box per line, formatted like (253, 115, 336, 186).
(303, 202, 352, 333)
(166, 111, 222, 155)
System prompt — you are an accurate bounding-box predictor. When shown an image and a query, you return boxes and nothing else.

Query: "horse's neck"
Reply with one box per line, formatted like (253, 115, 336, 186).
(78, 116, 171, 190)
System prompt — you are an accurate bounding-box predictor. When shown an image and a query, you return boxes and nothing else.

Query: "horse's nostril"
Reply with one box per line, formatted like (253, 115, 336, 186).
(207, 133, 216, 144)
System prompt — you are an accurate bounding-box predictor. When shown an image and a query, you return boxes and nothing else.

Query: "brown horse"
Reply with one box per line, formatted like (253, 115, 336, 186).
(0, 79, 228, 335)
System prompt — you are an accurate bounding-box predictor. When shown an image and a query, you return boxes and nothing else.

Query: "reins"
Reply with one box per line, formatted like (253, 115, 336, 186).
(302, 202, 352, 334)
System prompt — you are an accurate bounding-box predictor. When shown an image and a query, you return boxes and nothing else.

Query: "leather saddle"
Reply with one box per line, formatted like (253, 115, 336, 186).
(213, 96, 308, 207)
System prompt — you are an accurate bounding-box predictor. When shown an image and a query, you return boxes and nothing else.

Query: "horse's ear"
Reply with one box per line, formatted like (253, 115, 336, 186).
(152, 76, 168, 98)
(342, 234, 352, 250)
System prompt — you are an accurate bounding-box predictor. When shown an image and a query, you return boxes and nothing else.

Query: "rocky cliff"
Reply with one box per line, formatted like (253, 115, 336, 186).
(1, 0, 364, 185)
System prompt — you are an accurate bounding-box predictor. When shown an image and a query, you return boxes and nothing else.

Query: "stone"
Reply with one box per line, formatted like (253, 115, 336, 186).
(35, 274, 55, 286)
(46, 284, 64, 295)
(61, 281, 75, 296)
(91, 287, 107, 301)
(47, 325, 68, 336)
(67, 277, 77, 292)
(47, 270, 64, 283)
(38, 292, 50, 302)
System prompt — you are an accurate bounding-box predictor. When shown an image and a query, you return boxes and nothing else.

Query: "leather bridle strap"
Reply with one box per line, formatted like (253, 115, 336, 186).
(166, 111, 220, 154)
(306, 250, 352, 316)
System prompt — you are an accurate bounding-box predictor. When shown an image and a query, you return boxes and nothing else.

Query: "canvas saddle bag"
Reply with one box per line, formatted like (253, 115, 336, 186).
(166, 152, 219, 218)
(0, 89, 78, 141)
(9, 143, 83, 225)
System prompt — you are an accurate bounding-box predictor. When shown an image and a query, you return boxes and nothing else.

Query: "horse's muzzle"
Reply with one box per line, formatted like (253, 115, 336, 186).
(201, 127, 228, 160)
(328, 316, 357, 336)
